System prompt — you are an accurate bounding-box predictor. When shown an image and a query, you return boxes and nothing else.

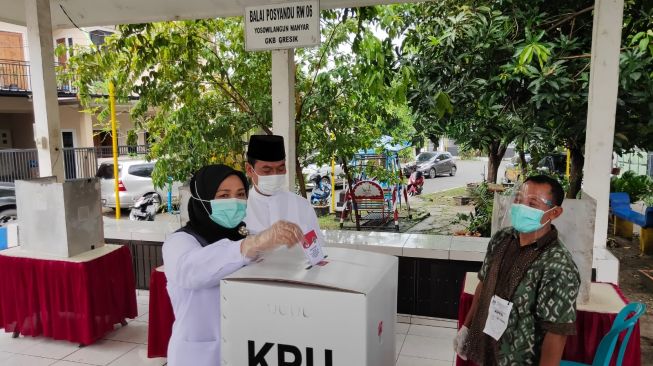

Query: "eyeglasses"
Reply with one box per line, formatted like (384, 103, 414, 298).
(513, 193, 554, 210)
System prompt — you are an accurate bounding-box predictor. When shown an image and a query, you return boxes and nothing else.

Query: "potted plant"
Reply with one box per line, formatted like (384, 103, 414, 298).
(643, 195, 653, 209)
(610, 171, 653, 202)
(126, 130, 138, 157)
(453, 196, 471, 205)
(466, 182, 479, 194)
(453, 183, 493, 237)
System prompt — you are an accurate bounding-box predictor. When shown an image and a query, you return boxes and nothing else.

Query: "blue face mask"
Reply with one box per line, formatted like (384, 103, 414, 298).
(208, 198, 247, 228)
(510, 204, 554, 233)
(192, 180, 247, 228)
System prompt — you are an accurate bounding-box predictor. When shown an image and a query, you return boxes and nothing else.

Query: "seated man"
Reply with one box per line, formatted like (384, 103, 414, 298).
(455, 175, 581, 365)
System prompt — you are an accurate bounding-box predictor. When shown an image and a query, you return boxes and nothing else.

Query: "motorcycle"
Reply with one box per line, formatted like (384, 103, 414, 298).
(310, 174, 332, 206)
(407, 171, 424, 196)
(129, 193, 161, 221)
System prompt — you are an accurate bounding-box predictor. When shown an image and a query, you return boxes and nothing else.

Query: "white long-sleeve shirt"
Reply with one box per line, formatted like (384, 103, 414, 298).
(162, 231, 248, 366)
(245, 188, 325, 243)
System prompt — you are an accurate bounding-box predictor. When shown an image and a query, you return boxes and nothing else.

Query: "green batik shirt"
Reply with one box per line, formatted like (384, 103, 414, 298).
(478, 227, 581, 365)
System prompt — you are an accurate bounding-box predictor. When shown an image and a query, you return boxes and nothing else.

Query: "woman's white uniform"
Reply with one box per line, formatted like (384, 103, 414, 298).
(162, 231, 248, 366)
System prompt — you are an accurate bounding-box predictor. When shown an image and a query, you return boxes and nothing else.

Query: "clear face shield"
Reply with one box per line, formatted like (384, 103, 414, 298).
(495, 181, 556, 231)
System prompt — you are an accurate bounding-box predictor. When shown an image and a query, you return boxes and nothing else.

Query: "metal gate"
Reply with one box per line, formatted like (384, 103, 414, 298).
(0, 148, 98, 182)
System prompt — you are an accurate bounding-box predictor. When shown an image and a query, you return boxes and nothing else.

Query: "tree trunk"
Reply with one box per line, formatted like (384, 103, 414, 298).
(568, 146, 584, 199)
(486, 142, 507, 184)
(295, 156, 307, 198)
(427, 134, 439, 149)
(519, 149, 528, 177)
(341, 159, 361, 231)
(294, 120, 307, 198)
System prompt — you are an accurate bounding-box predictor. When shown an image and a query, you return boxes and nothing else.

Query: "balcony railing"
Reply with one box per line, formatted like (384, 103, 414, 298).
(95, 145, 149, 159)
(0, 145, 150, 183)
(0, 59, 78, 95)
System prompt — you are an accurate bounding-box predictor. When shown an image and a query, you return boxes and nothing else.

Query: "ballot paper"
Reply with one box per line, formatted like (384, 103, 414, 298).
(302, 230, 327, 266)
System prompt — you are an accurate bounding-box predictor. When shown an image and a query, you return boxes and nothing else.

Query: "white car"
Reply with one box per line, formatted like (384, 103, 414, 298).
(302, 163, 345, 189)
(96, 159, 182, 209)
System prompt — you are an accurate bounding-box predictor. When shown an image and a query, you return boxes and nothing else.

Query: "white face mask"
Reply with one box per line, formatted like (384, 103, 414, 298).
(252, 171, 286, 196)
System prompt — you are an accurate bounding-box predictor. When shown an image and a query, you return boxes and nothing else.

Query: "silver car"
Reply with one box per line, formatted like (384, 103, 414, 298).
(96, 160, 182, 209)
(404, 151, 457, 179)
(302, 162, 345, 189)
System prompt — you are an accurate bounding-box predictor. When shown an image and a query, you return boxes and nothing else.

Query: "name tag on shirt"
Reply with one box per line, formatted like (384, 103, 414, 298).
(302, 230, 327, 266)
(483, 295, 513, 341)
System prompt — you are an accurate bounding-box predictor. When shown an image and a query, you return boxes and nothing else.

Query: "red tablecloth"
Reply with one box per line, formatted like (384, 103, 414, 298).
(148, 266, 174, 358)
(0, 245, 137, 345)
(456, 275, 641, 366)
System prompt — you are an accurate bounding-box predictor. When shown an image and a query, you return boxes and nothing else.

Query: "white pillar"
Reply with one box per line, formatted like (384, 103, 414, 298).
(583, 0, 624, 280)
(271, 49, 296, 192)
(25, 0, 65, 182)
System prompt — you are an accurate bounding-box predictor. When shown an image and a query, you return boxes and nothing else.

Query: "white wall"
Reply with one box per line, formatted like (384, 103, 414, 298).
(52, 26, 117, 48)
(0, 21, 117, 62)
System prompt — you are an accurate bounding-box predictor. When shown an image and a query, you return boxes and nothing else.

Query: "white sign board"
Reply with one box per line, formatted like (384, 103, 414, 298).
(245, 1, 320, 51)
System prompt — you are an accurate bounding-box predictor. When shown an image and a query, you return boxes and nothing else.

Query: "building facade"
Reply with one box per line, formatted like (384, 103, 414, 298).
(0, 22, 145, 151)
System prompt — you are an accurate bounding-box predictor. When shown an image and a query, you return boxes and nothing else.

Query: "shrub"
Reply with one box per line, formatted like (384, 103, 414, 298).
(610, 171, 653, 202)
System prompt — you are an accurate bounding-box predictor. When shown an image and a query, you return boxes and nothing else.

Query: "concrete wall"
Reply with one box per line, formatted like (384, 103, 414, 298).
(0, 103, 143, 150)
(0, 112, 35, 148)
(59, 104, 92, 147)
(0, 96, 33, 113)
(91, 109, 145, 145)
(0, 103, 100, 149)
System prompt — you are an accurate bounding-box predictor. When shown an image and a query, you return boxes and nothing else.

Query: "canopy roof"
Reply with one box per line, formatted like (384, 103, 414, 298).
(2, 0, 410, 29)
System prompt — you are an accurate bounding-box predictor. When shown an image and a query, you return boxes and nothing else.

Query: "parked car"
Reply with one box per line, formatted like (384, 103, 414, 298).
(503, 154, 532, 183)
(403, 151, 457, 179)
(0, 182, 16, 221)
(302, 163, 345, 189)
(96, 160, 182, 209)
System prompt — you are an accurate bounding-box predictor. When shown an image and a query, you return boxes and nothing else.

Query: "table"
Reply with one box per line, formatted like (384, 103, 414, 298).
(457, 273, 641, 366)
(0, 244, 138, 345)
(148, 266, 174, 358)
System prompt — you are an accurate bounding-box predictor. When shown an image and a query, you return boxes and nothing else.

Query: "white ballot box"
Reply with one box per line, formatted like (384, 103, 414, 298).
(15, 177, 104, 257)
(221, 247, 398, 366)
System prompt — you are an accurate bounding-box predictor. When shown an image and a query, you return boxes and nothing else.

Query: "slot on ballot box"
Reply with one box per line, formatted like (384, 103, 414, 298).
(221, 247, 398, 366)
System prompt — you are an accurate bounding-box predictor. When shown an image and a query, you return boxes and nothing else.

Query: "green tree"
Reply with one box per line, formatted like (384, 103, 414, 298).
(402, 2, 522, 183)
(294, 8, 406, 196)
(67, 19, 271, 187)
(615, 1, 653, 153)
(66, 9, 410, 194)
(401, 0, 653, 196)
(508, 0, 652, 197)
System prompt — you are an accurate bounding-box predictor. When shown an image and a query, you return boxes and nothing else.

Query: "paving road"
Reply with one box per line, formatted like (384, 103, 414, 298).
(303, 158, 507, 201)
(420, 158, 507, 194)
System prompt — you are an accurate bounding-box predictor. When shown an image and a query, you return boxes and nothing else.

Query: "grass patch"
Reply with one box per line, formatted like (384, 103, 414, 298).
(318, 214, 343, 230)
(316, 206, 430, 232)
(421, 186, 468, 206)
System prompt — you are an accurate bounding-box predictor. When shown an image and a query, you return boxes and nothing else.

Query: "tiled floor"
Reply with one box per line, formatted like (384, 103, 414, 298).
(0, 290, 457, 365)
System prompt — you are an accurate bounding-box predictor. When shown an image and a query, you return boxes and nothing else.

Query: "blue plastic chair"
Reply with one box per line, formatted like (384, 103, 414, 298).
(561, 302, 646, 366)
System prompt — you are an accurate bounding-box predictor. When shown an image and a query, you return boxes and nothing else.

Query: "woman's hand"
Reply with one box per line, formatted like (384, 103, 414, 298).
(240, 221, 303, 258)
